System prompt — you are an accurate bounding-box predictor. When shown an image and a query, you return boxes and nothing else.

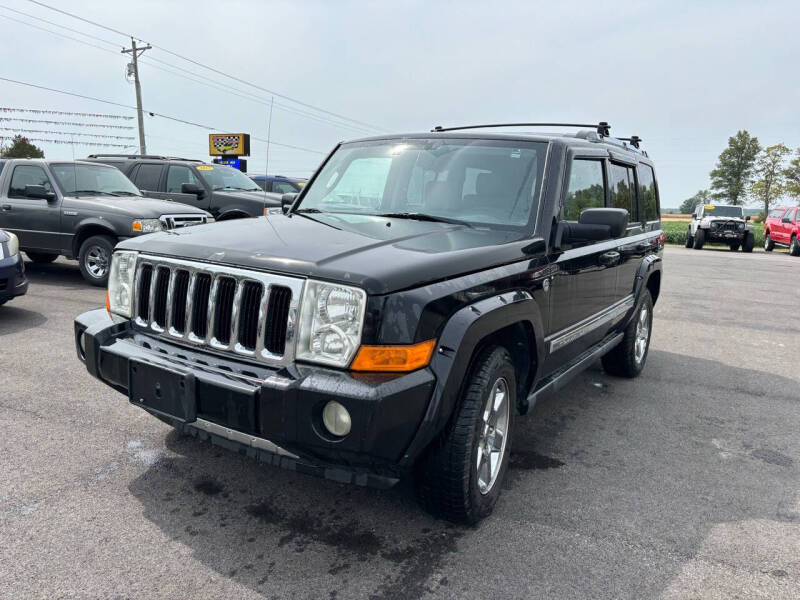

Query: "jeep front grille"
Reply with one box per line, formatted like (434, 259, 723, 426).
(133, 255, 303, 365)
(160, 214, 210, 229)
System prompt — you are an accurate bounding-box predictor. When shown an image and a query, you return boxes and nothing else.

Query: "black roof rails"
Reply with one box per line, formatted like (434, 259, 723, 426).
(432, 121, 611, 137)
(86, 153, 202, 162)
(618, 136, 642, 149)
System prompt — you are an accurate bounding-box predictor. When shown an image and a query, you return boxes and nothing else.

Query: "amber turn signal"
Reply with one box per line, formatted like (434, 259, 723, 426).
(350, 339, 437, 372)
(105, 290, 111, 313)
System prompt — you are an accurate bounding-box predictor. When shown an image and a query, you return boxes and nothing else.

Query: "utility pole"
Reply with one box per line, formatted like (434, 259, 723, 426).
(122, 38, 152, 155)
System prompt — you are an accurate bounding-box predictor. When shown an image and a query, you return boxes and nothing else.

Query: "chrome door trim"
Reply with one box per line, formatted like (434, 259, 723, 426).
(545, 294, 634, 353)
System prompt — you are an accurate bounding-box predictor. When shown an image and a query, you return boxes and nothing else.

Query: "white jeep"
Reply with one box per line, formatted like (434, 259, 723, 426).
(685, 204, 754, 252)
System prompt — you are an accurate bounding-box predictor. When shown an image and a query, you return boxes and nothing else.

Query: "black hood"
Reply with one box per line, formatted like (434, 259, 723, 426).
(117, 213, 533, 294)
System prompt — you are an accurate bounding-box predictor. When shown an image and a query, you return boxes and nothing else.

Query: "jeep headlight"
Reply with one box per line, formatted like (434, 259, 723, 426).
(739, 223, 745, 230)
(5, 231, 19, 256)
(296, 280, 366, 367)
(107, 251, 138, 317)
(132, 219, 163, 233)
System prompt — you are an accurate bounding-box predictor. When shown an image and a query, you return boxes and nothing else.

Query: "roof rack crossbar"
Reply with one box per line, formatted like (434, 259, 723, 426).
(86, 153, 202, 161)
(432, 121, 611, 136)
(618, 136, 642, 149)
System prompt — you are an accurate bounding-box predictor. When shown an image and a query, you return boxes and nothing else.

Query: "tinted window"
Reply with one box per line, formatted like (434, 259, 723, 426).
(9, 165, 52, 198)
(564, 159, 605, 220)
(133, 164, 163, 191)
(609, 163, 637, 221)
(637, 164, 659, 222)
(166, 165, 200, 193)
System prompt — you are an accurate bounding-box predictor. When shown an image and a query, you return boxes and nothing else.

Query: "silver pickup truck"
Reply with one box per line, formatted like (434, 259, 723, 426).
(0, 159, 212, 285)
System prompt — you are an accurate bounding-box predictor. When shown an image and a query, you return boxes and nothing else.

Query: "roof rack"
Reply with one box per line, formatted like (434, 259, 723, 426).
(618, 136, 642, 149)
(86, 153, 202, 162)
(431, 122, 612, 137)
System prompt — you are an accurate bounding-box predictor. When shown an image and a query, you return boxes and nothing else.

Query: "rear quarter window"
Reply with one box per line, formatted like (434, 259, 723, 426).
(637, 164, 659, 222)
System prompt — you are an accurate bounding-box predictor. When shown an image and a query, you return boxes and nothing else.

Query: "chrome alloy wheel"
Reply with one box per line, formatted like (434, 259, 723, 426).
(85, 245, 110, 279)
(634, 305, 650, 365)
(476, 377, 510, 495)
(764, 235, 770, 250)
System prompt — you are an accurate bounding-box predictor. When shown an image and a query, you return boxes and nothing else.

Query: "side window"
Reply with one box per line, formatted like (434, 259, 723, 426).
(563, 159, 605, 221)
(9, 165, 52, 198)
(783, 209, 793, 221)
(133, 164, 163, 191)
(768, 208, 783, 218)
(793, 209, 799, 223)
(637, 164, 659, 222)
(609, 163, 637, 222)
(166, 165, 199, 193)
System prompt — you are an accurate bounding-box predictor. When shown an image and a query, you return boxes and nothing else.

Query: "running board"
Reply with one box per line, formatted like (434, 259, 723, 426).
(525, 332, 624, 411)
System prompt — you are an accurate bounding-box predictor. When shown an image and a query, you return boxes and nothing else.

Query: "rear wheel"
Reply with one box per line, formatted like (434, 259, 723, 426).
(684, 230, 694, 248)
(742, 232, 755, 253)
(764, 232, 775, 251)
(790, 235, 800, 257)
(693, 229, 705, 249)
(25, 251, 59, 264)
(602, 289, 653, 378)
(78, 234, 116, 286)
(729, 243, 740, 252)
(416, 346, 516, 524)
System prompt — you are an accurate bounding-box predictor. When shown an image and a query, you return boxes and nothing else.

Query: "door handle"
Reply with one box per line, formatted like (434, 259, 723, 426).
(1, 204, 11, 211)
(599, 251, 620, 266)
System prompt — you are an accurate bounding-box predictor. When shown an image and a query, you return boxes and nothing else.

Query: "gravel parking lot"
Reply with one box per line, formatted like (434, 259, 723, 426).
(1, 246, 799, 599)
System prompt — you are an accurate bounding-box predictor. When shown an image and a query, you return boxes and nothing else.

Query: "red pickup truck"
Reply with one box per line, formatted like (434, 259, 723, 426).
(764, 206, 800, 256)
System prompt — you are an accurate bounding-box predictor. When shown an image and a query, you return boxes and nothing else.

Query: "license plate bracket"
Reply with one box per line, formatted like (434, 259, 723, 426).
(129, 359, 196, 423)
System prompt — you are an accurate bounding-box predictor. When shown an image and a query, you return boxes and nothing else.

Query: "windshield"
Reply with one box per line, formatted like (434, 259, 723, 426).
(198, 165, 261, 191)
(51, 163, 141, 197)
(296, 138, 547, 229)
(704, 205, 743, 218)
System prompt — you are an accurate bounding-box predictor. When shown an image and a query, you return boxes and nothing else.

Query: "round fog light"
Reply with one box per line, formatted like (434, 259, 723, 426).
(322, 401, 351, 437)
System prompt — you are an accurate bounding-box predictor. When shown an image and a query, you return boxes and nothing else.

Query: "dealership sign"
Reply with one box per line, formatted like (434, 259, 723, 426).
(208, 133, 250, 156)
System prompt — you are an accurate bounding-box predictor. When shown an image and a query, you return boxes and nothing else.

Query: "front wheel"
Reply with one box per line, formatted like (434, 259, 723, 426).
(742, 232, 755, 253)
(790, 235, 800, 257)
(693, 229, 705, 249)
(685, 229, 694, 248)
(764, 233, 775, 251)
(25, 251, 59, 264)
(602, 289, 653, 378)
(416, 346, 516, 524)
(78, 234, 116, 286)
(729, 243, 740, 252)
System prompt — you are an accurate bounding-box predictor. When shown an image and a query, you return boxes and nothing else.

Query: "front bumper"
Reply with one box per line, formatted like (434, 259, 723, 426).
(74, 309, 436, 487)
(0, 252, 28, 302)
(705, 228, 746, 242)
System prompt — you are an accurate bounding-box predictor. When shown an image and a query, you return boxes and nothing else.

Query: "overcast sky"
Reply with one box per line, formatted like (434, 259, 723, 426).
(2, 0, 798, 207)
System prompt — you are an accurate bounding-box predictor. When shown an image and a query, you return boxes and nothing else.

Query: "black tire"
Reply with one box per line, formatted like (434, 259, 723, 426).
(790, 235, 800, 257)
(25, 251, 59, 264)
(601, 289, 653, 378)
(742, 232, 755, 253)
(693, 229, 705, 249)
(78, 234, 116, 286)
(684, 230, 693, 248)
(729, 243, 740, 252)
(764, 232, 775, 252)
(416, 346, 516, 524)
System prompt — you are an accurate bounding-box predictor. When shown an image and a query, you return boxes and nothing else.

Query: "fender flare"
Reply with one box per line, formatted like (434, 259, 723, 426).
(399, 290, 545, 466)
(72, 218, 117, 256)
(633, 253, 662, 304)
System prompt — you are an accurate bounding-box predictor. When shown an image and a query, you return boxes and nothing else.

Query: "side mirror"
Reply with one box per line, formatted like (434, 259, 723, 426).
(691, 214, 697, 220)
(557, 208, 629, 247)
(24, 184, 55, 200)
(181, 182, 205, 199)
(782, 216, 791, 223)
(281, 193, 297, 214)
(745, 215, 751, 221)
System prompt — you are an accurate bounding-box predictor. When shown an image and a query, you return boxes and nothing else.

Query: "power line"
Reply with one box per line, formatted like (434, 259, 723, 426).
(25, 0, 387, 132)
(2, 7, 375, 137)
(0, 77, 326, 154)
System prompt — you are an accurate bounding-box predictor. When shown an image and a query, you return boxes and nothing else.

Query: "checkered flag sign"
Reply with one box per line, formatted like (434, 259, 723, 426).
(211, 134, 241, 154)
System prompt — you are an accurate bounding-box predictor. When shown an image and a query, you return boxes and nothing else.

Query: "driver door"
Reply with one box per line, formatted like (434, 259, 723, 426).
(1, 164, 62, 251)
(162, 165, 210, 211)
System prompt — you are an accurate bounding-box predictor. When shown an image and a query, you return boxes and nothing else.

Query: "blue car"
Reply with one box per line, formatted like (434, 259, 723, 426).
(0, 229, 28, 306)
(249, 174, 307, 194)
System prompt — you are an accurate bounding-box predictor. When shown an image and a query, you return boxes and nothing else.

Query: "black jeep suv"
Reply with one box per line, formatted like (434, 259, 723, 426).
(75, 123, 663, 523)
(85, 154, 283, 220)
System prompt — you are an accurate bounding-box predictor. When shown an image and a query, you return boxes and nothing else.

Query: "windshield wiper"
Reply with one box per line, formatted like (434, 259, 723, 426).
(294, 207, 323, 214)
(110, 190, 141, 196)
(377, 212, 473, 228)
(72, 190, 119, 196)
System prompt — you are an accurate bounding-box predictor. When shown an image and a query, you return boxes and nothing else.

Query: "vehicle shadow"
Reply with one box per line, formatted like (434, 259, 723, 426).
(0, 305, 47, 335)
(128, 349, 800, 599)
(23, 258, 87, 288)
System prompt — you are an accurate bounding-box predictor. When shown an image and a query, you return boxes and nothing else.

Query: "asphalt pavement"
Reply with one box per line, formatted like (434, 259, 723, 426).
(1, 246, 799, 599)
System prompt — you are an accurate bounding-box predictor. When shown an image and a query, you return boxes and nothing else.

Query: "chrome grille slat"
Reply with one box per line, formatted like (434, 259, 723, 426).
(131, 255, 303, 367)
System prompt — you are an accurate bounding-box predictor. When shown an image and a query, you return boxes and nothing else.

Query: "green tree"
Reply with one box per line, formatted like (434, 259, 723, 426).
(0, 135, 44, 158)
(709, 130, 761, 205)
(784, 148, 800, 204)
(679, 189, 710, 214)
(750, 143, 790, 216)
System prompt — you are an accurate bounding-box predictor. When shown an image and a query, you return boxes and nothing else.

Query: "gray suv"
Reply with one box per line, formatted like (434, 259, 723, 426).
(86, 155, 282, 220)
